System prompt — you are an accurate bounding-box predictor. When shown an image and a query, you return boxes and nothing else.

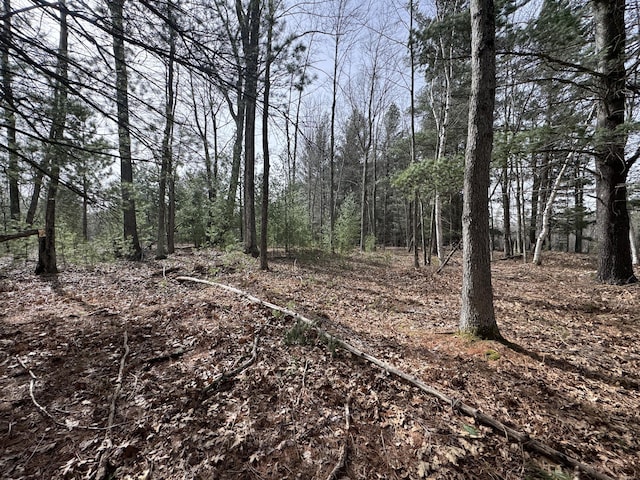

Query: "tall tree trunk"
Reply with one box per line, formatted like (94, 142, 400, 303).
(2, 0, 19, 222)
(459, 0, 500, 340)
(529, 152, 540, 246)
(240, 0, 259, 257)
(329, 16, 341, 254)
(409, 0, 419, 268)
(574, 159, 584, 253)
(82, 173, 88, 241)
(109, 0, 141, 260)
(25, 162, 47, 226)
(593, 0, 636, 284)
(156, 0, 177, 260)
(36, 0, 68, 275)
(167, 154, 176, 254)
(533, 153, 571, 266)
(260, 0, 274, 271)
(501, 160, 512, 257)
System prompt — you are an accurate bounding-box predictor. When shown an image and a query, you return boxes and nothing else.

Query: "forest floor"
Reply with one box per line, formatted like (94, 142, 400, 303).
(1, 247, 639, 480)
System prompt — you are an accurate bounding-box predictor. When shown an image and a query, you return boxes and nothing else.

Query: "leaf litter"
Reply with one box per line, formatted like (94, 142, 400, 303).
(0, 249, 638, 479)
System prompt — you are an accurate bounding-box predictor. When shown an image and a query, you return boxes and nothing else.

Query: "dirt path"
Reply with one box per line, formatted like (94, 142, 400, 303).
(1, 249, 638, 479)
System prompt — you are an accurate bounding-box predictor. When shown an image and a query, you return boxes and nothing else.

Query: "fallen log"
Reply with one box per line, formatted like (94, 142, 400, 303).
(176, 276, 615, 480)
(0, 229, 39, 243)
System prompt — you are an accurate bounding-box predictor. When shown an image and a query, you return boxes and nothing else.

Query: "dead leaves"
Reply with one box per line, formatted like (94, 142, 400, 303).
(1, 250, 639, 479)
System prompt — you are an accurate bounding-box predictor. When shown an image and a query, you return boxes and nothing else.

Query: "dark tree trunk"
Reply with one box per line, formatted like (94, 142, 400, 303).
(240, 0, 260, 257)
(501, 161, 512, 257)
(593, 0, 636, 284)
(459, 0, 500, 339)
(260, 0, 274, 271)
(529, 153, 540, 246)
(109, 0, 141, 260)
(156, 0, 176, 260)
(2, 0, 19, 222)
(167, 165, 175, 254)
(37, 0, 68, 275)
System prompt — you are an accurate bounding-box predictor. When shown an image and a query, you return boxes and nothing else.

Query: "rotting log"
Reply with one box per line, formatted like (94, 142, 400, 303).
(176, 276, 616, 480)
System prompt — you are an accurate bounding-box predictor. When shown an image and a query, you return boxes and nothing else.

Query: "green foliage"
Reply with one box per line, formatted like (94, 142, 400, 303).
(484, 349, 501, 361)
(284, 320, 315, 346)
(56, 222, 115, 267)
(391, 155, 464, 198)
(364, 234, 376, 252)
(176, 170, 210, 248)
(334, 194, 360, 253)
(268, 186, 311, 249)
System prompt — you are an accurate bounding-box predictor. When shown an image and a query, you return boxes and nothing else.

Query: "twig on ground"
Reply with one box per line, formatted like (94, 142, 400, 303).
(202, 331, 260, 396)
(15, 356, 63, 426)
(143, 348, 192, 370)
(14, 356, 121, 432)
(176, 276, 616, 480)
(94, 331, 129, 480)
(326, 395, 351, 480)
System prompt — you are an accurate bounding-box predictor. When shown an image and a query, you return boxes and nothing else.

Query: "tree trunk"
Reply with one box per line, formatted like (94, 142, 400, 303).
(260, 0, 274, 271)
(630, 218, 639, 265)
(409, 0, 419, 268)
(37, 0, 68, 275)
(501, 161, 512, 257)
(156, 0, 177, 260)
(2, 0, 19, 222)
(109, 0, 141, 260)
(593, 0, 636, 284)
(533, 153, 571, 266)
(240, 0, 260, 258)
(167, 155, 176, 254)
(459, 0, 500, 340)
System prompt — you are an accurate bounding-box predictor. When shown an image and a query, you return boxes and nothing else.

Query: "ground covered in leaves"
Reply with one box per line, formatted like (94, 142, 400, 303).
(1, 248, 639, 480)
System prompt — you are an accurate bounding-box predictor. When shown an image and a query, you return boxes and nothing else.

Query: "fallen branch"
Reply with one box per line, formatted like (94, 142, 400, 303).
(176, 276, 615, 480)
(326, 395, 351, 480)
(15, 356, 64, 426)
(94, 331, 129, 480)
(14, 357, 117, 432)
(202, 332, 260, 396)
(436, 240, 461, 274)
(0, 229, 39, 243)
(143, 348, 192, 370)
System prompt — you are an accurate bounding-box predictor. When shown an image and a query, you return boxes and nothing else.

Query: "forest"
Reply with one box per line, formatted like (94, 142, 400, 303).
(1, 0, 639, 479)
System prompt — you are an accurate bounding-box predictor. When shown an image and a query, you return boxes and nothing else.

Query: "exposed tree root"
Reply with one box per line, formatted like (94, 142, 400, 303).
(176, 276, 616, 480)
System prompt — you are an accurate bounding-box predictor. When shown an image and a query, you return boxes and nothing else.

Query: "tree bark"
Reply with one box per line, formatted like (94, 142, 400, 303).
(2, 0, 19, 222)
(109, 0, 141, 260)
(459, 0, 500, 339)
(260, 0, 274, 271)
(240, 0, 260, 258)
(593, 0, 636, 284)
(36, 0, 69, 275)
(409, 0, 419, 268)
(533, 153, 571, 266)
(156, 0, 177, 260)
